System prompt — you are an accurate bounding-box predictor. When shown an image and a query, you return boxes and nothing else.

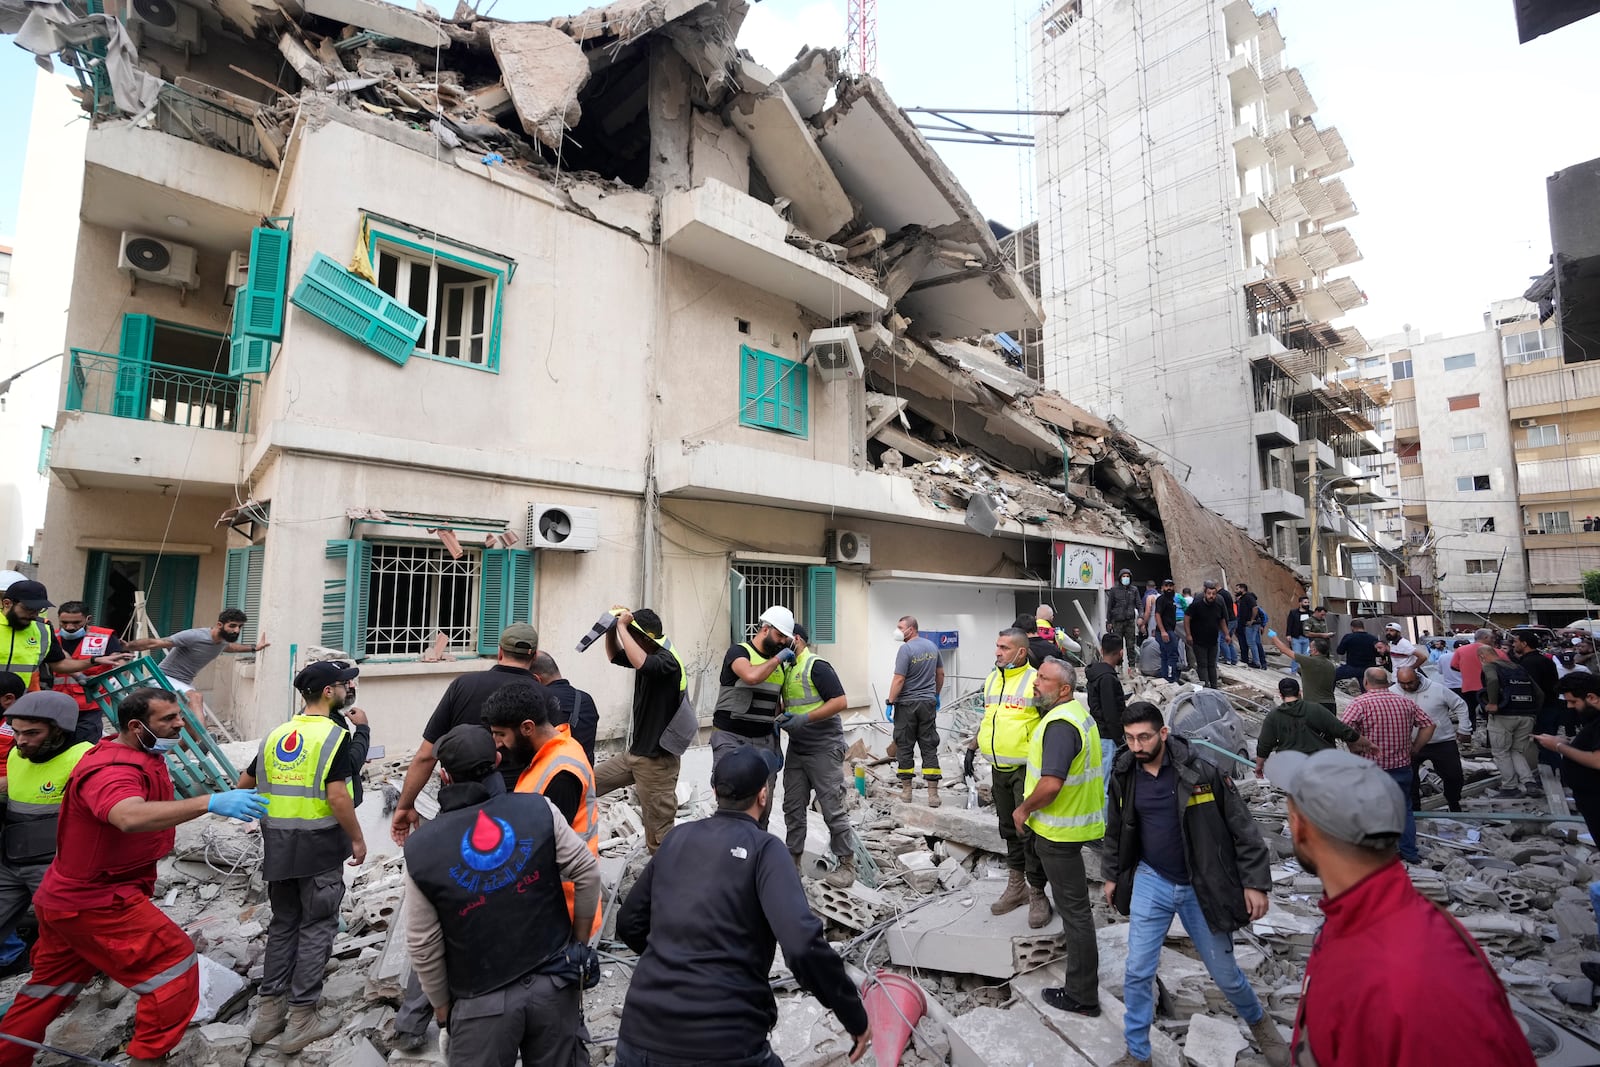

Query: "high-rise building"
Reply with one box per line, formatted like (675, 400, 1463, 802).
(1033, 0, 1395, 611)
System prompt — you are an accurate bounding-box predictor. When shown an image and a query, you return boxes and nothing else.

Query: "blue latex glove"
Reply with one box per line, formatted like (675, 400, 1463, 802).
(1268, 630, 1278, 639)
(776, 647, 797, 664)
(936, 694, 943, 711)
(208, 789, 267, 822)
(884, 702, 895, 722)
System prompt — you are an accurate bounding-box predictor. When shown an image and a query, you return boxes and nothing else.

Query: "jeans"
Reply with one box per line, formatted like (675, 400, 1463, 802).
(1384, 767, 1420, 863)
(1243, 624, 1265, 668)
(1291, 636, 1310, 656)
(1157, 632, 1180, 682)
(1218, 631, 1238, 665)
(1101, 739, 1115, 799)
(1123, 863, 1263, 1060)
(1590, 881, 1600, 940)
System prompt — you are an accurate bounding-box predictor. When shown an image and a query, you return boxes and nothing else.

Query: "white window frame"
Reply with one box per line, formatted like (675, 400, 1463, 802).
(1442, 352, 1477, 372)
(1538, 510, 1572, 534)
(1391, 359, 1413, 380)
(1456, 474, 1491, 493)
(1503, 329, 1559, 364)
(1524, 424, 1559, 448)
(1461, 517, 1495, 533)
(1464, 558, 1500, 575)
(1450, 433, 1486, 452)
(437, 280, 493, 364)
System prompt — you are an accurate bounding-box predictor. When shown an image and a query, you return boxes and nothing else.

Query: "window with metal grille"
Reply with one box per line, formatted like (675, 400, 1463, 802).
(365, 542, 480, 657)
(731, 562, 802, 642)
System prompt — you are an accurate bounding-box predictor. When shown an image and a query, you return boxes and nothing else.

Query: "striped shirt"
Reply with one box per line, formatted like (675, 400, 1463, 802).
(1339, 691, 1434, 770)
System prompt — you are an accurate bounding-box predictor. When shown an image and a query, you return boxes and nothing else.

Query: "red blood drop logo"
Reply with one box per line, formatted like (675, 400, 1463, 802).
(470, 810, 501, 852)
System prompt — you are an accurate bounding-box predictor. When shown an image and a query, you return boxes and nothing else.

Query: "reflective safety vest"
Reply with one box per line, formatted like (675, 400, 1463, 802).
(1024, 699, 1105, 842)
(659, 637, 689, 694)
(259, 714, 350, 831)
(3, 740, 92, 865)
(53, 627, 115, 712)
(714, 642, 785, 727)
(0, 619, 53, 692)
(517, 725, 601, 940)
(780, 649, 826, 717)
(978, 664, 1040, 768)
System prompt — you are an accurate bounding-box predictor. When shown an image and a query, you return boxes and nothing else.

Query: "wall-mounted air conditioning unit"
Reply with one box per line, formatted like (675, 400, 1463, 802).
(118, 232, 200, 290)
(527, 504, 599, 552)
(825, 528, 871, 565)
(1518, 418, 1539, 428)
(225, 249, 250, 291)
(806, 327, 864, 382)
(126, 0, 204, 51)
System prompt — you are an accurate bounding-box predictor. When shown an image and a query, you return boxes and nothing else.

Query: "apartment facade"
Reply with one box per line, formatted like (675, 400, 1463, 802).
(1031, 0, 1395, 611)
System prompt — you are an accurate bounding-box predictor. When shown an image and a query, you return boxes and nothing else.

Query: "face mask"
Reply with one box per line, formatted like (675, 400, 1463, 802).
(892, 629, 906, 642)
(1120, 576, 1130, 586)
(58, 627, 85, 639)
(136, 720, 179, 754)
(25, 733, 67, 764)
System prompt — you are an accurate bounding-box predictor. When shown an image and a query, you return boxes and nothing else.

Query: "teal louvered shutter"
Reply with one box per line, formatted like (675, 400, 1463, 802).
(478, 548, 509, 655)
(805, 566, 837, 644)
(223, 546, 262, 643)
(323, 540, 372, 658)
(728, 568, 746, 645)
(291, 252, 425, 365)
(507, 549, 535, 625)
(228, 296, 272, 376)
(114, 313, 154, 419)
(241, 226, 289, 341)
(83, 551, 111, 622)
(146, 554, 199, 636)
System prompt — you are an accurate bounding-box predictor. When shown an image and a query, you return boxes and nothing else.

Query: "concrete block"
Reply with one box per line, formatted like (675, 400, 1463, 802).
(768, 996, 855, 1067)
(1013, 965, 1183, 1067)
(568, 184, 658, 240)
(805, 879, 889, 932)
(726, 85, 854, 240)
(885, 877, 1062, 979)
(1184, 1014, 1249, 1067)
(301, 0, 448, 47)
(949, 1006, 1093, 1067)
(488, 22, 591, 150)
(897, 850, 941, 892)
(937, 858, 972, 890)
(328, 1037, 390, 1067)
(1094, 921, 1209, 999)
(890, 802, 1006, 854)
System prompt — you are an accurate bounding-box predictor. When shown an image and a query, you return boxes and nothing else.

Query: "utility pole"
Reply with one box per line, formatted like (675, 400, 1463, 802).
(1308, 469, 1319, 606)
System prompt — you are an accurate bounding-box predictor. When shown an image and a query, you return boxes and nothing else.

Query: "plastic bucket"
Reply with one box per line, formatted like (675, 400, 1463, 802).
(860, 970, 927, 1067)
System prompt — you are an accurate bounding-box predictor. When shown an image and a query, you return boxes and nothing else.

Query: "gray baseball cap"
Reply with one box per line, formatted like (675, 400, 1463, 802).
(1264, 749, 1405, 847)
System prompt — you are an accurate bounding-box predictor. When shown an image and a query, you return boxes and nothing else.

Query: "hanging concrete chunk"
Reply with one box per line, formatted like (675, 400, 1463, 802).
(301, 0, 449, 47)
(775, 46, 838, 119)
(726, 84, 855, 242)
(488, 22, 592, 151)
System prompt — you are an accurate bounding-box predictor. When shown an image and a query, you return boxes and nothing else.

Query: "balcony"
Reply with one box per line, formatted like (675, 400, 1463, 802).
(1261, 486, 1306, 521)
(1295, 439, 1335, 470)
(1392, 397, 1418, 437)
(1519, 454, 1600, 497)
(1223, 0, 1258, 46)
(53, 350, 252, 489)
(1301, 277, 1367, 322)
(1232, 123, 1270, 169)
(1252, 407, 1299, 448)
(1225, 54, 1263, 107)
(1506, 360, 1600, 416)
(1237, 194, 1278, 235)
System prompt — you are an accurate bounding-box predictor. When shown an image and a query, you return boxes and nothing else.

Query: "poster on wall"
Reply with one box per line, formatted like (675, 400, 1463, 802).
(1052, 542, 1110, 590)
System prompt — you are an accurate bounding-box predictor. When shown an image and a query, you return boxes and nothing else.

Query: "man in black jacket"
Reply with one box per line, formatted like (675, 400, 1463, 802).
(616, 746, 870, 1067)
(1106, 570, 1142, 681)
(1101, 703, 1287, 1067)
(1084, 635, 1126, 793)
(530, 652, 599, 766)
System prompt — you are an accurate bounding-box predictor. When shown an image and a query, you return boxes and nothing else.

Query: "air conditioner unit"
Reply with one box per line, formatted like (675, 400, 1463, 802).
(118, 232, 200, 290)
(527, 503, 599, 552)
(1518, 418, 1539, 428)
(225, 249, 250, 291)
(125, 0, 204, 51)
(824, 528, 871, 565)
(806, 327, 864, 382)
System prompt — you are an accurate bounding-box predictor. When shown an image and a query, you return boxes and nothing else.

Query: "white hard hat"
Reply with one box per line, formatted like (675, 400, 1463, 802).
(758, 605, 796, 638)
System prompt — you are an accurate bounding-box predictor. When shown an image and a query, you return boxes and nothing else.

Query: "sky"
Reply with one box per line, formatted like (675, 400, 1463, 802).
(2, 0, 1598, 341)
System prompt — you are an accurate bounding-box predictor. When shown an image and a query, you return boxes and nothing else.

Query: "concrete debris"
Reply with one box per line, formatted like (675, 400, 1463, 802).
(949, 1005, 1093, 1067)
(1183, 1013, 1252, 1067)
(885, 878, 1065, 979)
(488, 22, 591, 149)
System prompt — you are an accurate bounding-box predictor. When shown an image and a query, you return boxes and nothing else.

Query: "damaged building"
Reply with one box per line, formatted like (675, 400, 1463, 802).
(11, 0, 1298, 744)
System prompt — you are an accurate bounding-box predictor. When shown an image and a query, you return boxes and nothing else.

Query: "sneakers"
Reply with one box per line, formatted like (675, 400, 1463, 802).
(1027, 885, 1053, 929)
(1041, 987, 1100, 1016)
(1524, 780, 1544, 797)
(277, 1003, 341, 1054)
(823, 853, 857, 889)
(248, 993, 288, 1045)
(991, 870, 1028, 915)
(926, 780, 942, 808)
(390, 1030, 429, 1053)
(1493, 786, 1525, 798)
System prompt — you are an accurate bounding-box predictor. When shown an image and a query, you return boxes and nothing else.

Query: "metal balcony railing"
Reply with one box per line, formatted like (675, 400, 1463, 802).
(148, 84, 272, 167)
(65, 350, 253, 433)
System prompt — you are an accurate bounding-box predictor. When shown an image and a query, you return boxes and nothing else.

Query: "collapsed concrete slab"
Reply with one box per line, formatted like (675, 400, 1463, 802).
(300, 0, 449, 47)
(949, 1005, 1094, 1067)
(890, 801, 1006, 854)
(488, 22, 591, 150)
(1012, 965, 1184, 1067)
(1184, 1013, 1251, 1067)
(775, 46, 839, 119)
(885, 877, 1063, 979)
(725, 84, 855, 242)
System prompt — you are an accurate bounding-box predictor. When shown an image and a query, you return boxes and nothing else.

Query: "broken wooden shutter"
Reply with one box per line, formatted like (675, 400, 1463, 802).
(728, 568, 746, 646)
(114, 313, 154, 419)
(290, 252, 425, 366)
(478, 548, 508, 656)
(805, 565, 837, 644)
(240, 225, 290, 342)
(223, 546, 263, 644)
(228, 295, 273, 376)
(323, 540, 372, 659)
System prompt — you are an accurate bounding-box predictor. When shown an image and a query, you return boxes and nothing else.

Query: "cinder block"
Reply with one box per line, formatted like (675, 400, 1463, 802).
(948, 1006, 1093, 1067)
(884, 878, 1064, 979)
(1184, 1014, 1249, 1067)
(805, 880, 890, 932)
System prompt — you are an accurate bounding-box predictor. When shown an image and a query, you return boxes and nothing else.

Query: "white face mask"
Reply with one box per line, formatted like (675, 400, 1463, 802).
(1120, 576, 1130, 586)
(892, 629, 906, 642)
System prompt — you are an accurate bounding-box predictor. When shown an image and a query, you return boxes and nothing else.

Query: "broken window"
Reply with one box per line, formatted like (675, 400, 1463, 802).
(1455, 474, 1492, 493)
(364, 218, 512, 370)
(366, 542, 481, 657)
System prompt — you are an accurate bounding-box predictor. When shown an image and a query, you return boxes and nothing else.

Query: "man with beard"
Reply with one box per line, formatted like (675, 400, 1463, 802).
(0, 581, 127, 696)
(712, 607, 796, 828)
(1264, 749, 1535, 1066)
(126, 607, 266, 720)
(1103, 703, 1285, 1067)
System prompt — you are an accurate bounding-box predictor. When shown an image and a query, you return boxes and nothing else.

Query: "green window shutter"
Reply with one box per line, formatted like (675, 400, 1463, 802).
(507, 549, 535, 625)
(291, 252, 425, 366)
(728, 568, 746, 645)
(228, 296, 273, 377)
(241, 225, 290, 342)
(223, 546, 261, 644)
(114, 313, 154, 419)
(323, 540, 372, 659)
(738, 346, 808, 438)
(478, 548, 509, 655)
(36, 426, 52, 475)
(806, 565, 837, 644)
(83, 550, 111, 622)
(146, 554, 199, 637)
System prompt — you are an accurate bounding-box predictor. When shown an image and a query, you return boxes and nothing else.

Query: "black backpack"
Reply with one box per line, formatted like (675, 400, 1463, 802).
(1494, 663, 1540, 712)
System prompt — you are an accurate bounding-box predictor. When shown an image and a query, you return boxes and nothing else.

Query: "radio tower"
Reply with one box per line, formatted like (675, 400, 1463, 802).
(845, 0, 877, 75)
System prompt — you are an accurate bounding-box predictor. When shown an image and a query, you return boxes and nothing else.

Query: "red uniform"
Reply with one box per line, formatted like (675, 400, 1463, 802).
(1292, 860, 1535, 1066)
(0, 740, 199, 1065)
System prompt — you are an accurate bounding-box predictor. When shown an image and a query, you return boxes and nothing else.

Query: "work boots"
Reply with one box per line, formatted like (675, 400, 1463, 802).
(248, 993, 288, 1045)
(926, 779, 942, 808)
(991, 870, 1028, 915)
(1250, 1015, 1291, 1067)
(824, 852, 857, 889)
(899, 779, 915, 803)
(277, 1003, 341, 1054)
(1027, 885, 1053, 929)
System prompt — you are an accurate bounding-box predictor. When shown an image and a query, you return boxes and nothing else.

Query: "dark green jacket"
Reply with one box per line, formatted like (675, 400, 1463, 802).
(1257, 698, 1360, 760)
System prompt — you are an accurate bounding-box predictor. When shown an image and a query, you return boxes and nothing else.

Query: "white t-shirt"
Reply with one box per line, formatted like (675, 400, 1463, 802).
(1387, 636, 1422, 668)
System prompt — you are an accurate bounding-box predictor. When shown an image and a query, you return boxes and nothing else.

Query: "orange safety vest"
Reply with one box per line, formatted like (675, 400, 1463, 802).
(54, 626, 116, 712)
(515, 725, 601, 940)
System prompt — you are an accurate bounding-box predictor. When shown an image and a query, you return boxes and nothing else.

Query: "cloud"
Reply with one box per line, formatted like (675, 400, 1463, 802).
(739, 0, 845, 73)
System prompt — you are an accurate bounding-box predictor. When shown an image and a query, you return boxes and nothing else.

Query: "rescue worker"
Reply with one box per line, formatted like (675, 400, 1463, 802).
(484, 683, 602, 942)
(325, 659, 371, 807)
(50, 600, 124, 744)
(595, 608, 687, 854)
(0, 692, 93, 946)
(886, 615, 945, 801)
(0, 688, 266, 1067)
(403, 725, 600, 1067)
(779, 623, 854, 887)
(965, 628, 1052, 928)
(124, 608, 267, 721)
(0, 672, 24, 770)
(0, 581, 124, 695)
(1012, 658, 1102, 1016)
(239, 661, 367, 1053)
(711, 606, 795, 828)
(1108, 569, 1142, 681)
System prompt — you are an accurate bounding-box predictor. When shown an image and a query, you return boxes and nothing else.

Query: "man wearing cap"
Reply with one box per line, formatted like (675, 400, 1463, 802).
(238, 661, 366, 1052)
(596, 608, 685, 854)
(530, 651, 599, 766)
(1382, 622, 1425, 673)
(1103, 702, 1286, 1067)
(1265, 749, 1535, 1066)
(1391, 667, 1470, 812)
(392, 623, 542, 845)
(403, 725, 600, 1067)
(1143, 580, 1180, 683)
(779, 623, 856, 887)
(0, 580, 126, 696)
(0, 688, 266, 1067)
(615, 746, 870, 1066)
(886, 615, 944, 804)
(712, 607, 797, 828)
(1107, 571, 1141, 680)
(1337, 668, 1435, 864)
(0, 692, 92, 947)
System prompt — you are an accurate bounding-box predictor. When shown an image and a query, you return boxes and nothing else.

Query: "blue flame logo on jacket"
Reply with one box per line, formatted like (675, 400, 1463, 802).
(274, 729, 306, 765)
(449, 810, 534, 894)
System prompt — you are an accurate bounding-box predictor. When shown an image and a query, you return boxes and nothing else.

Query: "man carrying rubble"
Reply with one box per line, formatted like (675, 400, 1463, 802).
(1265, 748, 1536, 1066)
(713, 606, 796, 829)
(1012, 658, 1103, 1017)
(596, 608, 685, 854)
(886, 615, 944, 804)
(1103, 702, 1288, 1067)
(779, 623, 856, 887)
(403, 725, 600, 1067)
(1253, 677, 1368, 779)
(967, 628, 1052, 927)
(1337, 668, 1434, 864)
(0, 688, 267, 1067)
(0, 692, 92, 947)
(239, 660, 367, 1053)
(1391, 666, 1471, 812)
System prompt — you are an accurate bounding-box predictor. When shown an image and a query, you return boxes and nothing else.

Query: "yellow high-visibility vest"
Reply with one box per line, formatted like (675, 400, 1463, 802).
(1024, 699, 1105, 842)
(978, 664, 1039, 767)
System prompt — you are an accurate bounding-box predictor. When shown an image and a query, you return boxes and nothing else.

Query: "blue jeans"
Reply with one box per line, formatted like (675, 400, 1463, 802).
(1291, 636, 1310, 656)
(1157, 632, 1180, 682)
(1101, 739, 1115, 799)
(1385, 767, 1419, 863)
(1123, 863, 1263, 1060)
(1242, 624, 1264, 667)
(1218, 631, 1238, 665)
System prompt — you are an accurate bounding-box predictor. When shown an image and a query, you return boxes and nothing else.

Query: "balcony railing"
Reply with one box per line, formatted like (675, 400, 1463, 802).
(1507, 361, 1600, 410)
(66, 350, 253, 433)
(148, 84, 273, 167)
